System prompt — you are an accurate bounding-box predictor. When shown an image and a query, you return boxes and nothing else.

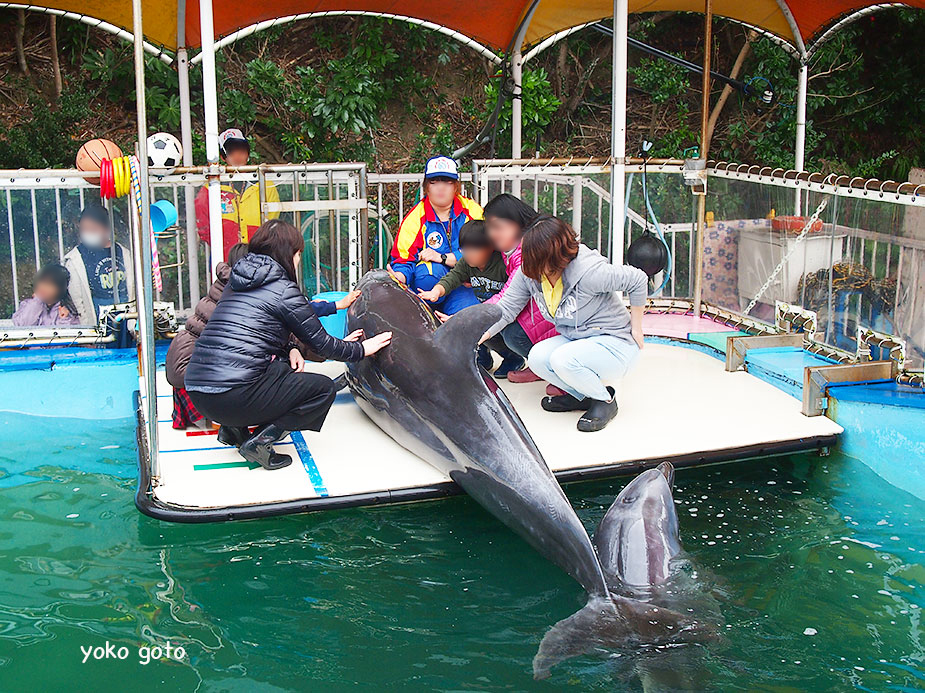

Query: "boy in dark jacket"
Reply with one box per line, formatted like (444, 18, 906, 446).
(417, 220, 523, 376)
(416, 220, 507, 305)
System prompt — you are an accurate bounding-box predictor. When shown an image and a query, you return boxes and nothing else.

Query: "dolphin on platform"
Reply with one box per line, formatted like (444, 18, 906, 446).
(345, 271, 712, 679)
(345, 270, 610, 596)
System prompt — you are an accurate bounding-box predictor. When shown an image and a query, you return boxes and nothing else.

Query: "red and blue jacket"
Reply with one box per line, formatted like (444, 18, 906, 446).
(389, 195, 484, 283)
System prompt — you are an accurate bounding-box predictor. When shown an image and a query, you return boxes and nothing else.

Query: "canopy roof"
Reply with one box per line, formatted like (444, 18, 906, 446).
(12, 0, 925, 56)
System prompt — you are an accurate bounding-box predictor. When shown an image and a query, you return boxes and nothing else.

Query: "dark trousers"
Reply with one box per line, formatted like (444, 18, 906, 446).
(500, 320, 534, 358)
(189, 360, 337, 432)
(484, 320, 534, 360)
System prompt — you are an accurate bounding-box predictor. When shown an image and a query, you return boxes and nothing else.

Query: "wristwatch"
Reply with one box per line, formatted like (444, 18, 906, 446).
(440, 253, 448, 264)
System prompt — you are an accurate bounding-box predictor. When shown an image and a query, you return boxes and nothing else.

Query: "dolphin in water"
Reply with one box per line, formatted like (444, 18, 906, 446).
(533, 462, 719, 680)
(594, 461, 682, 590)
(345, 272, 712, 679)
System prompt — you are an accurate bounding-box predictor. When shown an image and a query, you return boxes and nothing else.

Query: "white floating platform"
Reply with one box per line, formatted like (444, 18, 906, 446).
(135, 341, 842, 522)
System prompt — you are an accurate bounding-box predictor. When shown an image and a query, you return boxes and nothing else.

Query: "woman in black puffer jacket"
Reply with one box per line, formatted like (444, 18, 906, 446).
(185, 220, 391, 470)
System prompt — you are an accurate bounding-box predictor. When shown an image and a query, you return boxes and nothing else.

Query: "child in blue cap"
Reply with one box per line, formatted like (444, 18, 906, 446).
(388, 156, 483, 314)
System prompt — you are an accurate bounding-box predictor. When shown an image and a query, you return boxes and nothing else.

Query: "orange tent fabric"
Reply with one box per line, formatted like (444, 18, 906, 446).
(22, 0, 925, 54)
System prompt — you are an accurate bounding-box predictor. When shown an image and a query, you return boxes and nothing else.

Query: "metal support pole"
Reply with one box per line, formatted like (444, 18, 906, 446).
(258, 165, 268, 224)
(794, 61, 808, 216)
(572, 177, 583, 236)
(131, 0, 159, 474)
(359, 166, 369, 275)
(105, 198, 118, 307)
(177, 47, 201, 305)
(692, 0, 713, 316)
(511, 48, 523, 197)
(608, 0, 629, 265)
(199, 0, 224, 280)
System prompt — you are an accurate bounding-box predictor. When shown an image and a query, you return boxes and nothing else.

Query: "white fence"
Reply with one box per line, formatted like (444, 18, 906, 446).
(0, 160, 922, 369)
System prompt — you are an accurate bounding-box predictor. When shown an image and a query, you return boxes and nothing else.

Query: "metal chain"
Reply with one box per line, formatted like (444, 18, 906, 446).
(743, 197, 829, 316)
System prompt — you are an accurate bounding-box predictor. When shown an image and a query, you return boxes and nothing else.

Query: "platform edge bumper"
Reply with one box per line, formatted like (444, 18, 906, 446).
(134, 392, 839, 524)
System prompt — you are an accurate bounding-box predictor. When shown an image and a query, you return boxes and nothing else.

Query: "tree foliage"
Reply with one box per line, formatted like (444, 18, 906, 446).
(0, 9, 922, 178)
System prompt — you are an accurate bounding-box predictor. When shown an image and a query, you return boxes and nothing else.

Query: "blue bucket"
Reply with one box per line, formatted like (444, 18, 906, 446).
(150, 199, 178, 234)
(311, 291, 348, 339)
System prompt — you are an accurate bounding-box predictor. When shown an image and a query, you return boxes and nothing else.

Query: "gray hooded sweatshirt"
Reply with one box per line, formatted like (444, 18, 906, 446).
(488, 244, 648, 344)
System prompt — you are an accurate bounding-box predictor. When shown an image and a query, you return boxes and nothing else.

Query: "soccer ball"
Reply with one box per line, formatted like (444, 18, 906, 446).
(146, 132, 183, 173)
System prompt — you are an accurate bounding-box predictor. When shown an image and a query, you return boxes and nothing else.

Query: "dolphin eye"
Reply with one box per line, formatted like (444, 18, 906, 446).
(622, 494, 636, 504)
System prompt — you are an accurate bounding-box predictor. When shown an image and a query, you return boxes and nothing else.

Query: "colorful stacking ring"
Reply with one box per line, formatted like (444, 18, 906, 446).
(112, 157, 123, 198)
(119, 157, 127, 197)
(99, 158, 112, 198)
(119, 156, 132, 197)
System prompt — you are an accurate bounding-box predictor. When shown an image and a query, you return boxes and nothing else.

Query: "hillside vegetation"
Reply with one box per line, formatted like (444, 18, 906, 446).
(0, 8, 922, 178)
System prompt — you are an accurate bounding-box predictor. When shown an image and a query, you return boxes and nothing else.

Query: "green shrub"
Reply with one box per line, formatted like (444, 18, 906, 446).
(484, 67, 561, 152)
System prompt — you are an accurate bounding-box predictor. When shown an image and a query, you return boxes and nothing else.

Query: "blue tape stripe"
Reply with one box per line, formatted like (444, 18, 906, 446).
(289, 431, 328, 497)
(161, 445, 229, 453)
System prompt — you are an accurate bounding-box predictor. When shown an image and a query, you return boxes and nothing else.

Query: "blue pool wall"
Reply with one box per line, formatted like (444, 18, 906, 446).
(1, 339, 922, 501)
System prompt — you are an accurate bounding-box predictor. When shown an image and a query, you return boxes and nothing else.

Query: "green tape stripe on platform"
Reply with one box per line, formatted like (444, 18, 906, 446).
(194, 461, 261, 471)
(687, 330, 748, 354)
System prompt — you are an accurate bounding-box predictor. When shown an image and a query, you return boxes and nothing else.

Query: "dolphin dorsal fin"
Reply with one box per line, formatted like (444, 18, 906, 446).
(433, 303, 503, 363)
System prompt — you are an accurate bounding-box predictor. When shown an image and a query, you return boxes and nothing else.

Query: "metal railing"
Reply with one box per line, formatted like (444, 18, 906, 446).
(470, 159, 694, 298)
(1, 160, 922, 371)
(150, 163, 367, 297)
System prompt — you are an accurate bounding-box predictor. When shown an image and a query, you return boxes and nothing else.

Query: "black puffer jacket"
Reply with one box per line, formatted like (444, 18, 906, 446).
(185, 253, 364, 390)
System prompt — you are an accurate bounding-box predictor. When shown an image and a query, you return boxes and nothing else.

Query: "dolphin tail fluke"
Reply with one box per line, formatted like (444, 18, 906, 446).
(532, 596, 618, 680)
(532, 595, 716, 680)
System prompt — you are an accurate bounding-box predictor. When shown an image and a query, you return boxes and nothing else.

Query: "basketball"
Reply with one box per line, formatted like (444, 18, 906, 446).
(76, 139, 123, 185)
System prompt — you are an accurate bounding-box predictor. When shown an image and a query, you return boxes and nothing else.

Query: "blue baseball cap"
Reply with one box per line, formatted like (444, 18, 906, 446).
(424, 156, 459, 180)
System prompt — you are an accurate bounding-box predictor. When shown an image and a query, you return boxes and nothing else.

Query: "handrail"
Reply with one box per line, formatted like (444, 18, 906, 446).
(708, 160, 925, 203)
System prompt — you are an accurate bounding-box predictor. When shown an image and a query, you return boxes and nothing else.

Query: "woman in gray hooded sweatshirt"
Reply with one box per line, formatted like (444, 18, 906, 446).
(483, 215, 648, 432)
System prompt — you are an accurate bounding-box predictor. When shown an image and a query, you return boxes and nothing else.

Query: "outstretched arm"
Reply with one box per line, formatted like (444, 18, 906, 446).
(280, 285, 365, 362)
(481, 269, 532, 342)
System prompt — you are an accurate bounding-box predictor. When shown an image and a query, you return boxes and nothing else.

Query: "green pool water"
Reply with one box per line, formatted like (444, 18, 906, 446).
(0, 412, 923, 692)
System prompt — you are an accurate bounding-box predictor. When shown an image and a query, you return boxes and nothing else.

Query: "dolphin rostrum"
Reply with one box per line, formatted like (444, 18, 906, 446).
(345, 270, 611, 597)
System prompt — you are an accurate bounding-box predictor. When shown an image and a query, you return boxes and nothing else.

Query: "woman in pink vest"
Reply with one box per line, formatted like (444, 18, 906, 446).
(483, 194, 558, 384)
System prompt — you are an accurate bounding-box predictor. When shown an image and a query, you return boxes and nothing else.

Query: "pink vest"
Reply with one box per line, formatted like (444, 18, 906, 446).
(486, 242, 558, 345)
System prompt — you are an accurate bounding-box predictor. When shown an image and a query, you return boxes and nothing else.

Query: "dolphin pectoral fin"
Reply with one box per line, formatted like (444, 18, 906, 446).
(532, 595, 718, 680)
(433, 303, 502, 365)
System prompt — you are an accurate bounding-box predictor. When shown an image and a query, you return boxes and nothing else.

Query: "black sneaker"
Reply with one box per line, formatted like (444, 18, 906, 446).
(216, 425, 250, 447)
(494, 353, 526, 379)
(238, 424, 292, 470)
(578, 388, 618, 432)
(541, 392, 592, 412)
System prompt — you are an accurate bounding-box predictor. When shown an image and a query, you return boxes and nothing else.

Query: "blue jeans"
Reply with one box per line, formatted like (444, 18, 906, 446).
(484, 321, 533, 361)
(500, 320, 534, 359)
(408, 261, 479, 314)
(528, 334, 640, 402)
